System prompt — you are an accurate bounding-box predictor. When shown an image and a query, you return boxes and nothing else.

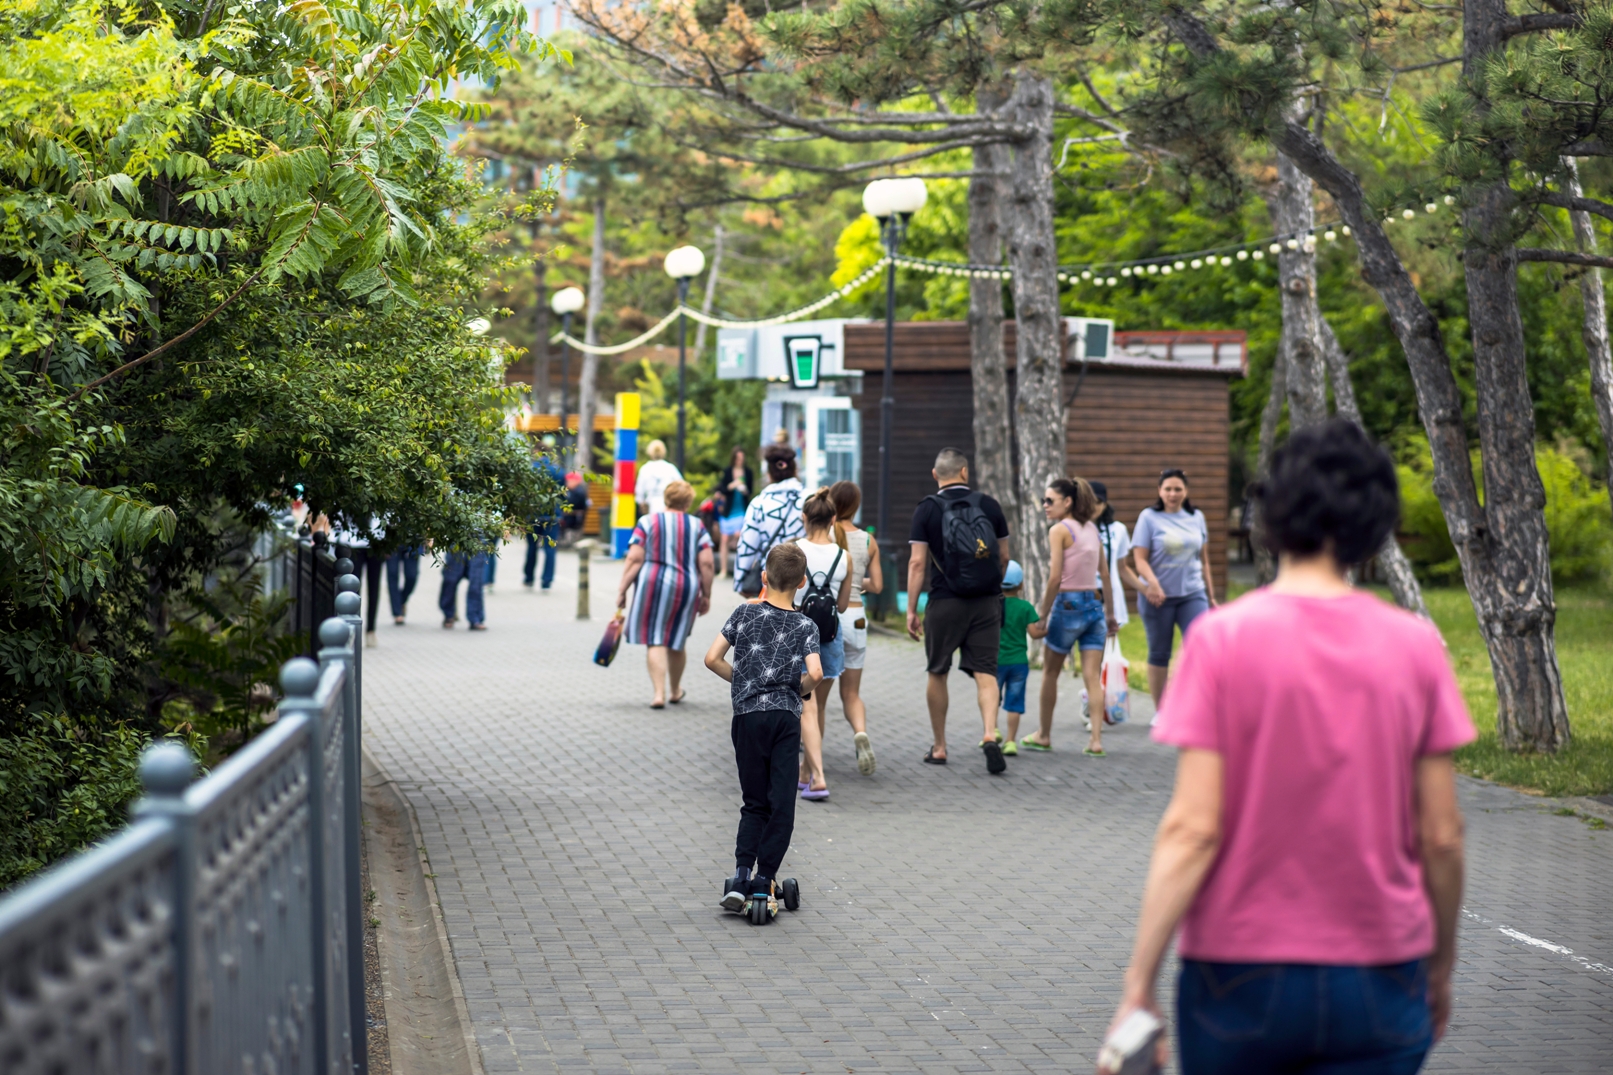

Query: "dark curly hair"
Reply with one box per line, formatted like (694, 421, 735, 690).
(1252, 419, 1400, 565)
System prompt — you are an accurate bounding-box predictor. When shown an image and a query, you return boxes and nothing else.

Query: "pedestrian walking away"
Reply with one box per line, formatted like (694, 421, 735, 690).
(526, 441, 566, 590)
(717, 447, 755, 578)
(385, 545, 421, 624)
(616, 480, 715, 708)
(994, 560, 1043, 757)
(634, 439, 683, 518)
(561, 471, 590, 543)
(905, 447, 1011, 774)
(1085, 482, 1145, 731)
(1107, 419, 1472, 1075)
(329, 514, 383, 648)
(440, 549, 489, 630)
(793, 489, 852, 801)
(705, 544, 823, 915)
(733, 444, 805, 596)
(830, 480, 881, 777)
(1027, 478, 1117, 757)
(1133, 469, 1218, 710)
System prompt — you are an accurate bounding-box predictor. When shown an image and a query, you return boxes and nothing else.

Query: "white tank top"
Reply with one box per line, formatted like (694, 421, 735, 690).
(841, 526, 870, 605)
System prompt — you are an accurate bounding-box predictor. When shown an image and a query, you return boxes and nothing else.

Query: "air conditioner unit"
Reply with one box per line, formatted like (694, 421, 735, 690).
(1067, 317, 1114, 362)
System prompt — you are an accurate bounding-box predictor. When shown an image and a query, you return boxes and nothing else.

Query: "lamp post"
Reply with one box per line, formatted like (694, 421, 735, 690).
(551, 286, 585, 452)
(663, 244, 706, 472)
(862, 177, 928, 596)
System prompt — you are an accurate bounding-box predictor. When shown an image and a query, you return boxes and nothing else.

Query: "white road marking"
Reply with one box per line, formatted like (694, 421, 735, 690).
(1464, 908, 1613, 976)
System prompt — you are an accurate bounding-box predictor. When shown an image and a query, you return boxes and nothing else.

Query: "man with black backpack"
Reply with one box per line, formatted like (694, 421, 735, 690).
(906, 448, 1012, 774)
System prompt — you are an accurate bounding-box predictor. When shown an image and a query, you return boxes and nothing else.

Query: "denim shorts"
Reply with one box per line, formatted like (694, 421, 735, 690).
(1044, 591, 1106, 655)
(996, 663, 1029, 713)
(817, 630, 845, 680)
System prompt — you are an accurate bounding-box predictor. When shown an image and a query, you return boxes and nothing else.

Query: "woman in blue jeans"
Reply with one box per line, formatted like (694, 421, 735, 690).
(1132, 469, 1217, 710)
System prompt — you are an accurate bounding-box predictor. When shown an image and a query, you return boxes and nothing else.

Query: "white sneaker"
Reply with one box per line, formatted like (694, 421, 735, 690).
(854, 731, 876, 775)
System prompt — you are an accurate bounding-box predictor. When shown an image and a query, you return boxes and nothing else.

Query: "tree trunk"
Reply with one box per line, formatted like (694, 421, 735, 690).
(1170, 4, 1569, 750)
(533, 262, 551, 414)
(968, 85, 1016, 531)
(1458, 0, 1569, 752)
(1002, 70, 1063, 607)
(1318, 317, 1430, 619)
(1251, 340, 1287, 586)
(574, 195, 607, 474)
(692, 222, 725, 358)
(1564, 157, 1613, 510)
(1271, 152, 1327, 427)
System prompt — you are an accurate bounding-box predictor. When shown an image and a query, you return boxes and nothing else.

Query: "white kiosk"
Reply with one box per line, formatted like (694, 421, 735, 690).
(717, 319, 865, 501)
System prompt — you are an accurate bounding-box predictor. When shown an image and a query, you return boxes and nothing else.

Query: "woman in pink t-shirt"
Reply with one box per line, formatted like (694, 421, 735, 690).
(1106, 420, 1473, 1075)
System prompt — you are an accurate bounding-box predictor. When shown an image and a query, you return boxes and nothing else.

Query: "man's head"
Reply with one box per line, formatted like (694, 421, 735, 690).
(645, 439, 668, 461)
(762, 542, 808, 594)
(932, 447, 969, 488)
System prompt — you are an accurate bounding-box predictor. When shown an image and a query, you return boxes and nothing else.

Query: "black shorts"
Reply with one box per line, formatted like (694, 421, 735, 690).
(923, 594, 1001, 677)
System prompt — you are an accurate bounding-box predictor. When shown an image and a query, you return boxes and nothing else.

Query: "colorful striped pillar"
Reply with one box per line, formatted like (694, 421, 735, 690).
(611, 392, 640, 557)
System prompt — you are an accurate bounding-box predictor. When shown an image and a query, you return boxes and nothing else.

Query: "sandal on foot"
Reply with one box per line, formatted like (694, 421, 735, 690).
(1084, 747, 1107, 757)
(1001, 739, 1019, 757)
(801, 785, 830, 801)
(669, 690, 687, 705)
(1018, 737, 1053, 752)
(981, 739, 1007, 775)
(922, 748, 947, 765)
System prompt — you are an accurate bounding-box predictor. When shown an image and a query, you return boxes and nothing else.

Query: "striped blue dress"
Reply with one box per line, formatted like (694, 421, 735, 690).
(625, 512, 713, 649)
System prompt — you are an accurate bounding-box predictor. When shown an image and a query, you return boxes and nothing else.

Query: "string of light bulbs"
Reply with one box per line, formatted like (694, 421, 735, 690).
(544, 198, 1451, 353)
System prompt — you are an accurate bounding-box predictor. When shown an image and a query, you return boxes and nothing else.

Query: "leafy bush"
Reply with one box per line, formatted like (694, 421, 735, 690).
(1397, 437, 1612, 585)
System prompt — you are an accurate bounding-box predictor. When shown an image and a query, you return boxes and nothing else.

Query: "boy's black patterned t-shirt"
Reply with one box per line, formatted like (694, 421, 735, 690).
(721, 602, 820, 716)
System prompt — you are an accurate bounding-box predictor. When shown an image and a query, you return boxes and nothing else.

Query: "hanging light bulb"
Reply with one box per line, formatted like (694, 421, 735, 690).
(1252, 250, 1264, 260)
(1425, 203, 1438, 214)
(1146, 264, 1159, 274)
(1106, 276, 1118, 286)
(1286, 238, 1299, 250)
(1342, 225, 1352, 235)
(1174, 260, 1186, 270)
(1402, 208, 1415, 219)
(1190, 258, 1203, 269)
(1081, 269, 1092, 279)
(1443, 195, 1455, 205)
(1324, 230, 1338, 242)
(1269, 243, 1282, 254)
(1121, 267, 1132, 277)
(1221, 256, 1233, 266)
(1236, 250, 1249, 261)
(1161, 265, 1173, 275)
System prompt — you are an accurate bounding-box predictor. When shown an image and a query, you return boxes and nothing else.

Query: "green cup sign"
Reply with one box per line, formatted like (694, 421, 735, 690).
(785, 336, 821, 388)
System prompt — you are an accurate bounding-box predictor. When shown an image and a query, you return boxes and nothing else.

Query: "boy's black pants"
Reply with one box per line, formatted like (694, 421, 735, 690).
(731, 708, 801, 881)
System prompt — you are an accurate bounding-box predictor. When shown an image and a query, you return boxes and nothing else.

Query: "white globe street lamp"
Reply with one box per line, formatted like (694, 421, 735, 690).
(550, 286, 586, 450)
(862, 176, 928, 587)
(663, 245, 706, 470)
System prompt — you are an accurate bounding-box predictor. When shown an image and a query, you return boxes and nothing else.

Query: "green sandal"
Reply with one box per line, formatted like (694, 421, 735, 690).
(1018, 737, 1052, 752)
(1001, 739, 1018, 757)
(1084, 747, 1107, 757)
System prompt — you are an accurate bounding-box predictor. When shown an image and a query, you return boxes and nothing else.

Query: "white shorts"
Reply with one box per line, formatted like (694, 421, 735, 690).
(839, 608, 868, 670)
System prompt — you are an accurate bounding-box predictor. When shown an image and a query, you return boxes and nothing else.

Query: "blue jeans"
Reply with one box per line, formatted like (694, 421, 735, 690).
(1139, 590, 1209, 665)
(1044, 591, 1106, 655)
(439, 552, 488, 626)
(1179, 959, 1433, 1075)
(995, 663, 1029, 713)
(385, 549, 420, 618)
(818, 631, 846, 680)
(524, 522, 558, 587)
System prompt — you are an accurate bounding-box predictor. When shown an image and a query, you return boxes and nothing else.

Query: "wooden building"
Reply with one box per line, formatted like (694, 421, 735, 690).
(843, 321, 1244, 596)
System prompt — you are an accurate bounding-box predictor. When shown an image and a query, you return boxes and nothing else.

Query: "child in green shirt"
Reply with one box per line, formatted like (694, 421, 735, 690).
(996, 560, 1044, 756)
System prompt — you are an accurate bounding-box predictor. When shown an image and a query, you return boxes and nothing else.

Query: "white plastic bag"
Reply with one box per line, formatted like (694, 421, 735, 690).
(1101, 636, 1131, 725)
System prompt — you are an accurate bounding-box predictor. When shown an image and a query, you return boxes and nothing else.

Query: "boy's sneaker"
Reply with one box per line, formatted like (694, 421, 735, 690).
(720, 873, 749, 912)
(854, 731, 877, 775)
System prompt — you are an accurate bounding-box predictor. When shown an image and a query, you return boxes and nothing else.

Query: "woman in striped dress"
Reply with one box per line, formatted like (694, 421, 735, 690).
(616, 481, 715, 708)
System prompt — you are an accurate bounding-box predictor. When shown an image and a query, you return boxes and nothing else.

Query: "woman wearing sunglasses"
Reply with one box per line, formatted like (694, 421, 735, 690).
(1025, 477, 1116, 756)
(1132, 469, 1217, 709)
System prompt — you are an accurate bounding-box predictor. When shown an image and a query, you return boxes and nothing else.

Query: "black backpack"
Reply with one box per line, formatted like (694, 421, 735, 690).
(928, 491, 1001, 598)
(797, 546, 843, 644)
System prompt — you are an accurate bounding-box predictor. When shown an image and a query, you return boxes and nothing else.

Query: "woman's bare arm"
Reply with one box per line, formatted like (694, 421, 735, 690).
(617, 544, 646, 607)
(862, 534, 883, 595)
(1038, 524, 1067, 618)
(696, 547, 715, 614)
(1199, 536, 1218, 605)
(836, 572, 852, 613)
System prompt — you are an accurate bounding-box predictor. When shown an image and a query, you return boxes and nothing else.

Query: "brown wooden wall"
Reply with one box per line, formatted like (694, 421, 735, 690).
(845, 321, 1233, 597)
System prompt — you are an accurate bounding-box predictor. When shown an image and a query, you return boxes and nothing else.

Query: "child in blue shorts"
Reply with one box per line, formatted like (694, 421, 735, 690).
(995, 561, 1044, 756)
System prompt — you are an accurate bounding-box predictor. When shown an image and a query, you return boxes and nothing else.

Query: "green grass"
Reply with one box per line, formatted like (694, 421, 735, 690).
(1115, 583, 1613, 797)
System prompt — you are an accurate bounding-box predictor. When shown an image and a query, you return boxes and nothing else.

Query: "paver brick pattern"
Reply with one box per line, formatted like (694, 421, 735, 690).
(364, 548, 1613, 1073)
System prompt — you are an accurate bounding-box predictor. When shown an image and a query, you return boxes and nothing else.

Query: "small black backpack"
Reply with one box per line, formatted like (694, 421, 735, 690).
(797, 546, 843, 644)
(929, 491, 1002, 597)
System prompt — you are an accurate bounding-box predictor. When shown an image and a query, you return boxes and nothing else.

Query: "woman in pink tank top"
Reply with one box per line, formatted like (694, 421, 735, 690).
(1022, 477, 1115, 757)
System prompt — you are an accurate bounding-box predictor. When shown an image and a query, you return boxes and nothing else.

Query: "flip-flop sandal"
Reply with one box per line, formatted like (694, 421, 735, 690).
(1084, 747, 1107, 757)
(668, 691, 687, 704)
(922, 749, 947, 765)
(1018, 737, 1053, 752)
(801, 785, 830, 801)
(981, 739, 1007, 775)
(649, 701, 665, 710)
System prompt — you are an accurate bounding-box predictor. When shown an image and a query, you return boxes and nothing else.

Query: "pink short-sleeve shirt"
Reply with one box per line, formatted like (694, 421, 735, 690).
(1152, 590, 1475, 966)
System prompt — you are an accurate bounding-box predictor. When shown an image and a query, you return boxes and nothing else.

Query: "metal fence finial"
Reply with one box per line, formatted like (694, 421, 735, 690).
(320, 616, 353, 649)
(334, 591, 361, 617)
(334, 557, 354, 576)
(336, 572, 361, 595)
(281, 656, 321, 698)
(137, 742, 196, 800)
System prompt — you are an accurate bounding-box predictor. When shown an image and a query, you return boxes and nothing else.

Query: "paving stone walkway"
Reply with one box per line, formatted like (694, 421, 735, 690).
(363, 547, 1613, 1074)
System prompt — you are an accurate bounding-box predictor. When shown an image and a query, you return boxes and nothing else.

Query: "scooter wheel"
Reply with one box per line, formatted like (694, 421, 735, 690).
(749, 898, 769, 925)
(781, 878, 800, 911)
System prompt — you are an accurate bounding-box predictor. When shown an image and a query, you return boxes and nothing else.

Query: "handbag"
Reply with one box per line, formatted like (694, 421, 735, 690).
(594, 610, 625, 667)
(737, 491, 798, 595)
(1101, 635, 1131, 725)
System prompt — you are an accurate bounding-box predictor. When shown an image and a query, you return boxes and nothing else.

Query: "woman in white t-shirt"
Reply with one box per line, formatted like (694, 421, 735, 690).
(793, 489, 850, 802)
(634, 439, 683, 517)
